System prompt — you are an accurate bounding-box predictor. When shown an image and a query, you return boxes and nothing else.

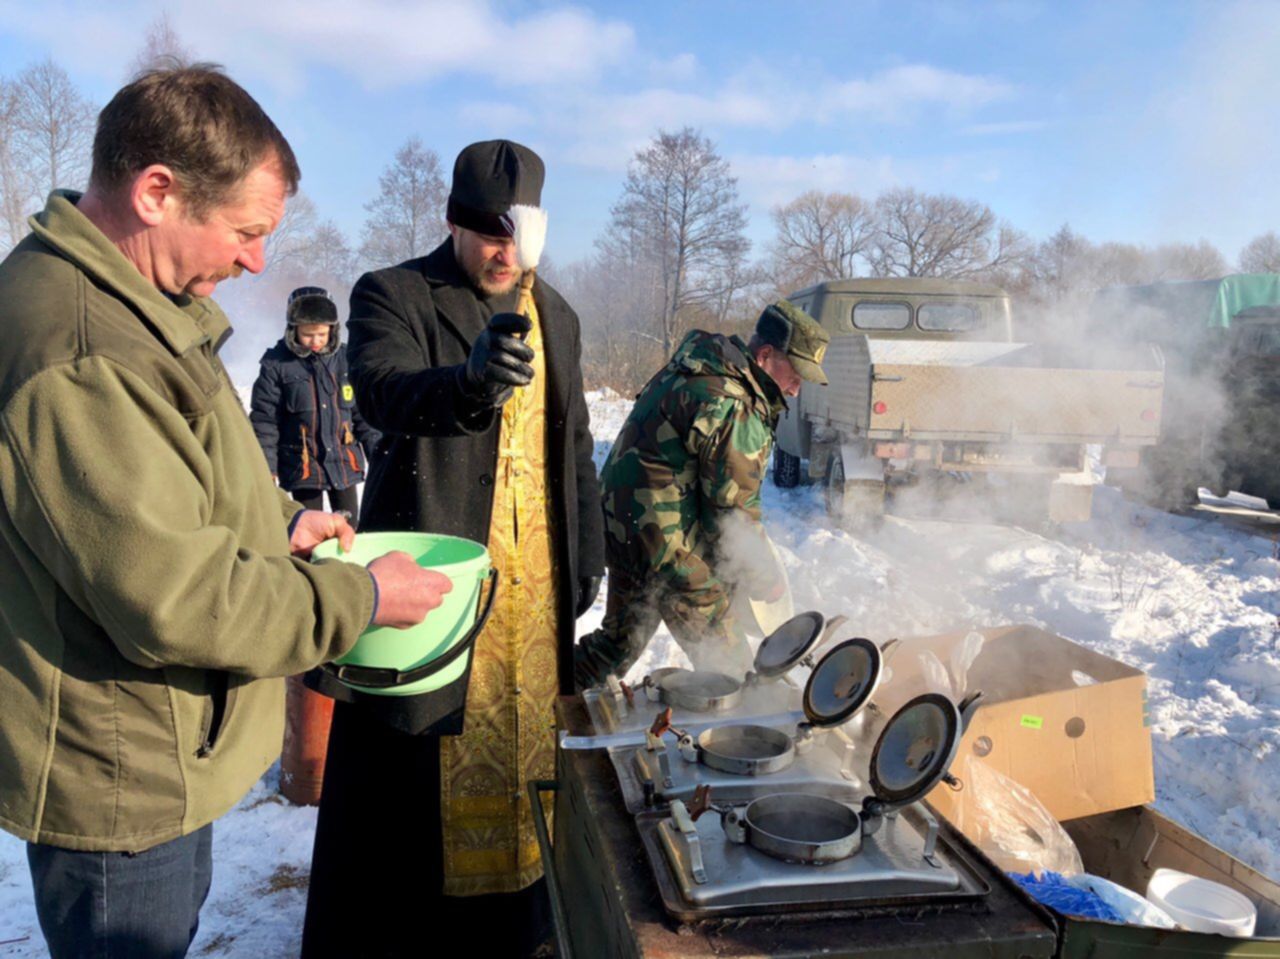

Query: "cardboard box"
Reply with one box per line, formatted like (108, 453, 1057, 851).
(915, 624, 1154, 823)
(1050, 805, 1278, 954)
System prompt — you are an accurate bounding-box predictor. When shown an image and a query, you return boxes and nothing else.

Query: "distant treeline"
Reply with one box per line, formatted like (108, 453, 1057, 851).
(3, 38, 1278, 392)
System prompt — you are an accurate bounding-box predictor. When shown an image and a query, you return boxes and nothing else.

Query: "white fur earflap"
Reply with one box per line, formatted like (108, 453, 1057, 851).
(507, 204, 548, 272)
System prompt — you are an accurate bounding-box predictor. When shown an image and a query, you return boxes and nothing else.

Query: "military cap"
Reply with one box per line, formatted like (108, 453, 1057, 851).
(755, 300, 830, 385)
(446, 139, 545, 237)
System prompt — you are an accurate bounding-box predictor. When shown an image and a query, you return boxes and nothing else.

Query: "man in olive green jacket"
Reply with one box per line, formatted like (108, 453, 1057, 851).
(0, 66, 449, 958)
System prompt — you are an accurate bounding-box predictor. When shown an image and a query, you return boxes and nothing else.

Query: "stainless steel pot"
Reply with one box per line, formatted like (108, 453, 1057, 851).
(690, 724, 795, 776)
(721, 793, 863, 864)
(656, 670, 743, 712)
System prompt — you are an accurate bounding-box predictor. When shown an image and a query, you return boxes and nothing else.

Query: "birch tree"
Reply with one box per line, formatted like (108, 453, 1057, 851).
(14, 59, 95, 195)
(606, 127, 749, 354)
(359, 137, 447, 268)
(0, 78, 37, 253)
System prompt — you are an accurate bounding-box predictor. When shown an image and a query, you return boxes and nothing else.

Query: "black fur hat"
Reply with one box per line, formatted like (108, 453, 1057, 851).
(285, 286, 340, 357)
(286, 286, 339, 326)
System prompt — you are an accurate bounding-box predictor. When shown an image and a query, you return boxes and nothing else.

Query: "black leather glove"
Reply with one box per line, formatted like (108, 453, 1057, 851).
(574, 627, 630, 691)
(462, 312, 534, 407)
(575, 575, 602, 618)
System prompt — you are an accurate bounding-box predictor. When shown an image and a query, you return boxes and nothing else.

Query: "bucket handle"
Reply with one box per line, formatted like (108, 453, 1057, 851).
(323, 567, 499, 690)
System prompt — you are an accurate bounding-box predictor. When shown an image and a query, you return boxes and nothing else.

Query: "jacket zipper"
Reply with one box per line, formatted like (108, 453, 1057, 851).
(326, 364, 353, 488)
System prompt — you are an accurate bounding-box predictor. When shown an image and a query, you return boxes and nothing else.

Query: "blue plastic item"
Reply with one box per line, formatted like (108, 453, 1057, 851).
(1009, 871, 1124, 922)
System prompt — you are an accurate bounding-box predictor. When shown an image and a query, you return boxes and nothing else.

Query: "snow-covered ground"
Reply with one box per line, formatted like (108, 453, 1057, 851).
(1, 389, 1277, 956)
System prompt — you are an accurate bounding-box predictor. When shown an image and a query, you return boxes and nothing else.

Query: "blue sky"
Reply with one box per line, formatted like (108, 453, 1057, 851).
(1, 0, 1277, 269)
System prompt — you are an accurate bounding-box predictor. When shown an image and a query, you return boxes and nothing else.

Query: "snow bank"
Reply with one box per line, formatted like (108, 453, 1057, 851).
(1, 390, 1276, 957)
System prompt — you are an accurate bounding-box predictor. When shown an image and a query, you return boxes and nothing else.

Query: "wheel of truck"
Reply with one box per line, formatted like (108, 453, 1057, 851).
(824, 455, 885, 532)
(773, 448, 801, 488)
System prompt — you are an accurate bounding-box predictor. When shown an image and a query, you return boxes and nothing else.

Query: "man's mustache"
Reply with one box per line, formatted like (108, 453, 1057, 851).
(210, 264, 245, 283)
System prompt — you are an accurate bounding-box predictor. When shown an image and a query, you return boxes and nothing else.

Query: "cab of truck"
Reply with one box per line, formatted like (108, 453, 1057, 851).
(786, 278, 1013, 342)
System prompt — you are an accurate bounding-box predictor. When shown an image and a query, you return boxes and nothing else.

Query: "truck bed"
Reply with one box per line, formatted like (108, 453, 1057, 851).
(805, 336, 1165, 445)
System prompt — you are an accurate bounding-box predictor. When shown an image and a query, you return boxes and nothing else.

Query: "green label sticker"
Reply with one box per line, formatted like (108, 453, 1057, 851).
(1020, 715, 1044, 730)
(342, 384, 355, 402)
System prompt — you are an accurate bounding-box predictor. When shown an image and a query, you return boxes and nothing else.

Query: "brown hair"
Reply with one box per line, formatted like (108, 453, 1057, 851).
(90, 62, 300, 218)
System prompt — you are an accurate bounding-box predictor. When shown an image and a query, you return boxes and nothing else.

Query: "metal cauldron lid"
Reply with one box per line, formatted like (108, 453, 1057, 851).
(801, 637, 883, 727)
(867, 692, 962, 808)
(753, 611, 825, 679)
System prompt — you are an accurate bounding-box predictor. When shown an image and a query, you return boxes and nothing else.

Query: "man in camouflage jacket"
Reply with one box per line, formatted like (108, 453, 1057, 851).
(576, 301, 829, 686)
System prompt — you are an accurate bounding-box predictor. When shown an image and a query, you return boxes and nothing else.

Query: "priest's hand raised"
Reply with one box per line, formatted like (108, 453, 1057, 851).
(461, 312, 534, 407)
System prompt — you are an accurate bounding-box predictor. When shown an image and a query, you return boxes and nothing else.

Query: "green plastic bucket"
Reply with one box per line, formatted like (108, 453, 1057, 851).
(312, 532, 496, 697)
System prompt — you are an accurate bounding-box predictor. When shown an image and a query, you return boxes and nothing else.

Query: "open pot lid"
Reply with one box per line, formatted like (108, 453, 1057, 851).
(801, 637, 883, 727)
(868, 692, 962, 808)
(754, 611, 825, 679)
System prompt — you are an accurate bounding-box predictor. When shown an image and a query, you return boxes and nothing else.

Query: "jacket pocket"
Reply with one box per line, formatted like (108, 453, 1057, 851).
(283, 378, 315, 413)
(196, 671, 237, 758)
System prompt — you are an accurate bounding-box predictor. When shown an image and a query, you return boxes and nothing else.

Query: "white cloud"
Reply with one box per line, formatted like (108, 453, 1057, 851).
(493, 61, 1020, 174)
(731, 153, 902, 209)
(648, 52, 699, 84)
(0, 0, 636, 91)
(821, 65, 1015, 122)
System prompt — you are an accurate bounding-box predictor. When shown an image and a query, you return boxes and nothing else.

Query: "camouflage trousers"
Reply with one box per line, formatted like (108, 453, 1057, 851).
(573, 566, 753, 688)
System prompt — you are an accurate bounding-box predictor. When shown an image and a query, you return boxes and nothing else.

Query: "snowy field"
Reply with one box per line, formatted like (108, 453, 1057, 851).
(1, 389, 1277, 956)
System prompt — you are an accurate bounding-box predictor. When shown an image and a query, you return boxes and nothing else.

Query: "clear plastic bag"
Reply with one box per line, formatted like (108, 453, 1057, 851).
(949, 755, 1084, 877)
(877, 629, 986, 711)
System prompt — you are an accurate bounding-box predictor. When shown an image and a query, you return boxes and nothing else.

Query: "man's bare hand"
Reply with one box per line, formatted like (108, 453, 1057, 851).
(367, 551, 453, 628)
(290, 510, 356, 558)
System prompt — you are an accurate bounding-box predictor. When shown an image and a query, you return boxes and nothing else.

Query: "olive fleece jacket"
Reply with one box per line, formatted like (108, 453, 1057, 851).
(0, 192, 374, 851)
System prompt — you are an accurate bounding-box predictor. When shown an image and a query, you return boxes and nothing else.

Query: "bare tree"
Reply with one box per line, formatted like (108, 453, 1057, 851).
(769, 190, 874, 291)
(868, 188, 1029, 280)
(1026, 223, 1093, 302)
(605, 127, 750, 354)
(14, 59, 96, 195)
(1148, 240, 1227, 281)
(0, 77, 38, 253)
(307, 221, 357, 289)
(127, 14, 195, 77)
(264, 192, 319, 274)
(359, 137, 447, 269)
(1240, 232, 1280, 274)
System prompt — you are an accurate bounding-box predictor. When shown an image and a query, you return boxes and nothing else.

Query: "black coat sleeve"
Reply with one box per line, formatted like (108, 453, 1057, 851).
(350, 400, 382, 459)
(345, 270, 496, 437)
(566, 309, 605, 579)
(248, 359, 282, 475)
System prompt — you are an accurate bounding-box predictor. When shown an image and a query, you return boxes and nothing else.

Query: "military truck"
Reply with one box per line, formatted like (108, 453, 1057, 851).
(1090, 275, 1280, 508)
(775, 279, 1165, 525)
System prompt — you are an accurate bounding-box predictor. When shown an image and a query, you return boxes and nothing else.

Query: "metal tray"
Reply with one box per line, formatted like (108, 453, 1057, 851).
(636, 801, 991, 921)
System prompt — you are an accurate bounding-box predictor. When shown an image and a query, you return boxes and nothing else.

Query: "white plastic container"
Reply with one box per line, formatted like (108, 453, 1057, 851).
(1146, 867, 1258, 938)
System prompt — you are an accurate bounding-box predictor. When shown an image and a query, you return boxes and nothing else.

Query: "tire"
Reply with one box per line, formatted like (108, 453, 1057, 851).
(773, 448, 801, 489)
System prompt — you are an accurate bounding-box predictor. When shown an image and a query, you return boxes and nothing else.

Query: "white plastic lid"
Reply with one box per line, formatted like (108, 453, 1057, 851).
(1146, 868, 1257, 938)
